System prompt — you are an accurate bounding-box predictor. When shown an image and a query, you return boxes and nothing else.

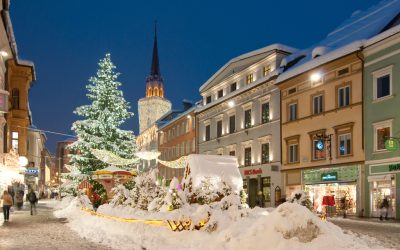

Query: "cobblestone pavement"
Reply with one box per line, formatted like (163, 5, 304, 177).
(330, 217, 400, 249)
(0, 200, 111, 250)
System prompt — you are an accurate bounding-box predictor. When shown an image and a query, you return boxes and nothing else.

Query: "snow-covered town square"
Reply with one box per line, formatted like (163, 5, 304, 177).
(2, 0, 400, 249)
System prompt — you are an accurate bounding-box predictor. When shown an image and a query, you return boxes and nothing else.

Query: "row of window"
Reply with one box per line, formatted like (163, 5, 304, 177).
(204, 102, 270, 141)
(287, 133, 352, 164)
(204, 66, 272, 105)
(212, 142, 270, 167)
(287, 85, 351, 122)
(161, 139, 196, 160)
(160, 118, 194, 145)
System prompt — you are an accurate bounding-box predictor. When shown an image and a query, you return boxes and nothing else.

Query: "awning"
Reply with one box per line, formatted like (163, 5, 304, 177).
(367, 174, 394, 182)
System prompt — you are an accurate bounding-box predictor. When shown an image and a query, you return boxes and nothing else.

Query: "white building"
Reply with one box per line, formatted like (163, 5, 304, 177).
(196, 44, 296, 207)
(26, 126, 46, 189)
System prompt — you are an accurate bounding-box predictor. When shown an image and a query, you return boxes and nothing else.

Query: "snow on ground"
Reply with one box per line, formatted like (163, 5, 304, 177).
(52, 197, 391, 250)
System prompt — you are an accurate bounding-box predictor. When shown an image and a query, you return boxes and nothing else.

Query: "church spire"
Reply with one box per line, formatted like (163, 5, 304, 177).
(146, 21, 164, 98)
(150, 21, 161, 77)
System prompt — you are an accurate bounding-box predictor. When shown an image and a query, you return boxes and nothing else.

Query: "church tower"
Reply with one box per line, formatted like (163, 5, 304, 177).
(138, 25, 172, 133)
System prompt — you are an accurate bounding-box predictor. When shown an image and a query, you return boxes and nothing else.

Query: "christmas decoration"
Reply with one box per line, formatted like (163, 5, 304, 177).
(92, 149, 139, 166)
(158, 156, 187, 169)
(69, 53, 138, 174)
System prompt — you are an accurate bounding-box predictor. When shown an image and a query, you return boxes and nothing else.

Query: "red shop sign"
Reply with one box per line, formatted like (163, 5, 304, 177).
(244, 168, 262, 176)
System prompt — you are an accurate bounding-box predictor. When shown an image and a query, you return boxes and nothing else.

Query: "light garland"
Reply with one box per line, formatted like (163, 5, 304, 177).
(135, 151, 161, 161)
(158, 156, 187, 169)
(91, 149, 139, 166)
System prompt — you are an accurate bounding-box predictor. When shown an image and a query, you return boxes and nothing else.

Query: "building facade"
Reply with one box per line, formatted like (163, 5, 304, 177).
(158, 106, 196, 181)
(278, 53, 365, 216)
(26, 127, 46, 189)
(196, 44, 295, 207)
(363, 29, 400, 219)
(138, 27, 171, 134)
(55, 139, 75, 174)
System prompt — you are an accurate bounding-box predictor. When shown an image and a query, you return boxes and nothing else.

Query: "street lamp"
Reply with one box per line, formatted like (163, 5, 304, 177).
(18, 156, 28, 167)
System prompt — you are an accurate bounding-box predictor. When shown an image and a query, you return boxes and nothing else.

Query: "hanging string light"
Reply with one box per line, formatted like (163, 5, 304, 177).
(91, 149, 139, 166)
(158, 156, 187, 169)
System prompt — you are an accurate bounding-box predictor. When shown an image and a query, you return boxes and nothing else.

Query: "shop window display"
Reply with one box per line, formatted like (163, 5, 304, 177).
(305, 183, 356, 216)
(370, 179, 396, 218)
(262, 177, 271, 202)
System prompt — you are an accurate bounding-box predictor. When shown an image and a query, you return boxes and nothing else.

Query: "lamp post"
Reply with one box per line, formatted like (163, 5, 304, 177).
(58, 157, 61, 200)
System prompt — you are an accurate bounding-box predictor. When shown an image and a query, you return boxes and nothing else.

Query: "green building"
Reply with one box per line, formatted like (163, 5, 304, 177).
(363, 27, 400, 219)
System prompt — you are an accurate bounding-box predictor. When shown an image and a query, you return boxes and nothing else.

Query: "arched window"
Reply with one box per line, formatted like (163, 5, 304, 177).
(12, 88, 19, 109)
(153, 87, 159, 97)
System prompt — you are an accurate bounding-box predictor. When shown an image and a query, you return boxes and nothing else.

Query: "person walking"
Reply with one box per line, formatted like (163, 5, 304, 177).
(380, 196, 390, 221)
(15, 190, 24, 210)
(27, 189, 38, 215)
(255, 191, 264, 208)
(1, 190, 13, 222)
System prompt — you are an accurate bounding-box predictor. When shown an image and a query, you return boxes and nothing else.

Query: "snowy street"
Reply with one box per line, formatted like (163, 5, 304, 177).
(330, 218, 400, 249)
(0, 200, 111, 250)
(1, 198, 399, 250)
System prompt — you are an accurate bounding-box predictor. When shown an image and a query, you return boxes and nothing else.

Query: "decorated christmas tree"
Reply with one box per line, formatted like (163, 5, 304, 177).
(69, 53, 138, 174)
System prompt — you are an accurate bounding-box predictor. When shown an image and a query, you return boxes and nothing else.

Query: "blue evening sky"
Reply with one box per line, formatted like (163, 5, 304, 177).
(11, 0, 378, 152)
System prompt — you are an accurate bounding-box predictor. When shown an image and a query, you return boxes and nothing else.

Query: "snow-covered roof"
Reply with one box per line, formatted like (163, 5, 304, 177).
(364, 22, 400, 47)
(277, 0, 400, 83)
(199, 43, 296, 92)
(158, 106, 196, 130)
(195, 71, 278, 114)
(185, 154, 243, 193)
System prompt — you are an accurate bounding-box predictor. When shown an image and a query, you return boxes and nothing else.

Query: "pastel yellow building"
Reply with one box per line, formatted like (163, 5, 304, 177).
(277, 53, 365, 215)
(5, 59, 34, 156)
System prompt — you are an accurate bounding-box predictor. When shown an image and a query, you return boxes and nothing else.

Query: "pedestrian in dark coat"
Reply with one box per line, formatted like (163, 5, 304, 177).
(27, 189, 38, 215)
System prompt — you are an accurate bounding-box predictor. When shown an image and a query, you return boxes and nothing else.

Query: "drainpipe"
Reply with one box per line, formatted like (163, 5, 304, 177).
(356, 47, 365, 217)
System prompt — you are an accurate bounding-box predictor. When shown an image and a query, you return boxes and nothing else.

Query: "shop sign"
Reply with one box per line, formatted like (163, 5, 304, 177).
(385, 138, 398, 152)
(98, 174, 112, 179)
(389, 163, 400, 172)
(244, 168, 262, 176)
(25, 169, 39, 177)
(321, 172, 337, 181)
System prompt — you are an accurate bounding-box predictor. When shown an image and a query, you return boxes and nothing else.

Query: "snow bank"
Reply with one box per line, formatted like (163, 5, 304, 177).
(53, 197, 389, 250)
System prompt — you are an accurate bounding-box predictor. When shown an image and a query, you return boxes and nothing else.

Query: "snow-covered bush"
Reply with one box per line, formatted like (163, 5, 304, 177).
(288, 190, 312, 210)
(148, 177, 187, 212)
(110, 184, 130, 206)
(218, 194, 242, 210)
(193, 177, 220, 205)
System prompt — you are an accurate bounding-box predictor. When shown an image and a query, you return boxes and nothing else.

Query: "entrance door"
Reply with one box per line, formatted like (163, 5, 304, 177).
(248, 179, 258, 208)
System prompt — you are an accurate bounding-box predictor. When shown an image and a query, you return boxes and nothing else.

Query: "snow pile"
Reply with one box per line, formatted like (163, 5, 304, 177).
(53, 196, 389, 250)
(184, 154, 243, 194)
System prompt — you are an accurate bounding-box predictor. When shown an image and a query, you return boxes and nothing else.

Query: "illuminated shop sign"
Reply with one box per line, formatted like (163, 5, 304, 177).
(25, 169, 40, 173)
(321, 172, 337, 181)
(244, 168, 262, 176)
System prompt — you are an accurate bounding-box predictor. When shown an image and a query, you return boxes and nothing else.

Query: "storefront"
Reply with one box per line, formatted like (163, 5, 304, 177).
(366, 162, 400, 219)
(240, 164, 281, 208)
(303, 165, 360, 216)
